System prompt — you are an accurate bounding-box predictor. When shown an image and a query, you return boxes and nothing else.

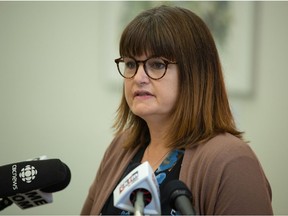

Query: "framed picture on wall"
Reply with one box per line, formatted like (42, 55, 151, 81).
(102, 1, 256, 97)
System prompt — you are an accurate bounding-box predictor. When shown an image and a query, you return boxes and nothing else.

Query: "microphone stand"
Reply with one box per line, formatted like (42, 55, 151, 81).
(134, 191, 144, 216)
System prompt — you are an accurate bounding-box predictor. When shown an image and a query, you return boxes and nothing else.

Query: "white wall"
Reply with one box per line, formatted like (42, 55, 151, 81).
(231, 2, 288, 214)
(0, 2, 287, 215)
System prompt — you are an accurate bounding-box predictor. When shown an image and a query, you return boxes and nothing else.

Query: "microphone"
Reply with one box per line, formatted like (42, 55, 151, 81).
(113, 161, 161, 215)
(164, 180, 196, 215)
(0, 157, 71, 210)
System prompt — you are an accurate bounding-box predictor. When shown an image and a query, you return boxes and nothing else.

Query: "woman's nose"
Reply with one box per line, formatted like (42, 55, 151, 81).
(133, 63, 149, 83)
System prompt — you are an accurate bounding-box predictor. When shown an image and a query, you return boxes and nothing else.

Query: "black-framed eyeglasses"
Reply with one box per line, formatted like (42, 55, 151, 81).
(114, 56, 177, 80)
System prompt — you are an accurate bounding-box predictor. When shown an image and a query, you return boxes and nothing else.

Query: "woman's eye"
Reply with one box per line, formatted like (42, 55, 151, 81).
(125, 61, 136, 69)
(149, 60, 166, 70)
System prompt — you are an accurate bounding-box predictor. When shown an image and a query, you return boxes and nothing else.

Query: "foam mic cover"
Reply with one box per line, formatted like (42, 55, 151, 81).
(0, 159, 71, 198)
(113, 161, 161, 215)
(164, 180, 196, 215)
(41, 162, 71, 193)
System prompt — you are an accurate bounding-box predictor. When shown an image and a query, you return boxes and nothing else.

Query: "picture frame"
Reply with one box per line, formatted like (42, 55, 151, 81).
(102, 1, 256, 97)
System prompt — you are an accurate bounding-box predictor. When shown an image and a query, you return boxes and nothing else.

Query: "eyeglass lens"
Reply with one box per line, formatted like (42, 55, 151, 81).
(118, 57, 167, 79)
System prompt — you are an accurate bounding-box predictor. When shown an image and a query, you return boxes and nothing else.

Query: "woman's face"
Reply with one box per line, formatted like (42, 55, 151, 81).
(124, 54, 179, 124)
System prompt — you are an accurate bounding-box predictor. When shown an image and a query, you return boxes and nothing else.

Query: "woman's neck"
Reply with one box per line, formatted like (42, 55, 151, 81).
(141, 116, 173, 170)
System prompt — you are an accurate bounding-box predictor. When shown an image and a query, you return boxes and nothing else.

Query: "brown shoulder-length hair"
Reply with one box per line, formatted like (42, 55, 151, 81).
(113, 5, 243, 149)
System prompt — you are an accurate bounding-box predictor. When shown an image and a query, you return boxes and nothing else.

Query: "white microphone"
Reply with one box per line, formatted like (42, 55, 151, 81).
(113, 161, 161, 215)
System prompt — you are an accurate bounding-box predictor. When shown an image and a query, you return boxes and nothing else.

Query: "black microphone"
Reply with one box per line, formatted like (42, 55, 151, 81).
(164, 180, 196, 215)
(0, 158, 71, 210)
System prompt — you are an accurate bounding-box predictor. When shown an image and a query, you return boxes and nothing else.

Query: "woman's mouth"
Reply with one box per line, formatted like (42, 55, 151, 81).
(133, 90, 154, 98)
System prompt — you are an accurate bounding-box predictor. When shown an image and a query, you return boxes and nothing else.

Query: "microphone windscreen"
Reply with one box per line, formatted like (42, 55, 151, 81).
(164, 180, 192, 208)
(0, 159, 71, 198)
(41, 162, 71, 193)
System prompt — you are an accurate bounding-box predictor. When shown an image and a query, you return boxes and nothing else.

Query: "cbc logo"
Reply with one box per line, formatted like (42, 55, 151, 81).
(19, 165, 38, 183)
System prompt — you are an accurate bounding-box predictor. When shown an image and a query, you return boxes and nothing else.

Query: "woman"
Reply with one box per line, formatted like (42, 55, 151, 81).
(81, 5, 273, 215)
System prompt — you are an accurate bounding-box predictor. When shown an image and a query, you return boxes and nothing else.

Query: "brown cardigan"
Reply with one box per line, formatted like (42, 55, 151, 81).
(81, 133, 273, 215)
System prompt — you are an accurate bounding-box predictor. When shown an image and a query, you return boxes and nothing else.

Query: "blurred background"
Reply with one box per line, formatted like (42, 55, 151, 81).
(0, 1, 287, 215)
